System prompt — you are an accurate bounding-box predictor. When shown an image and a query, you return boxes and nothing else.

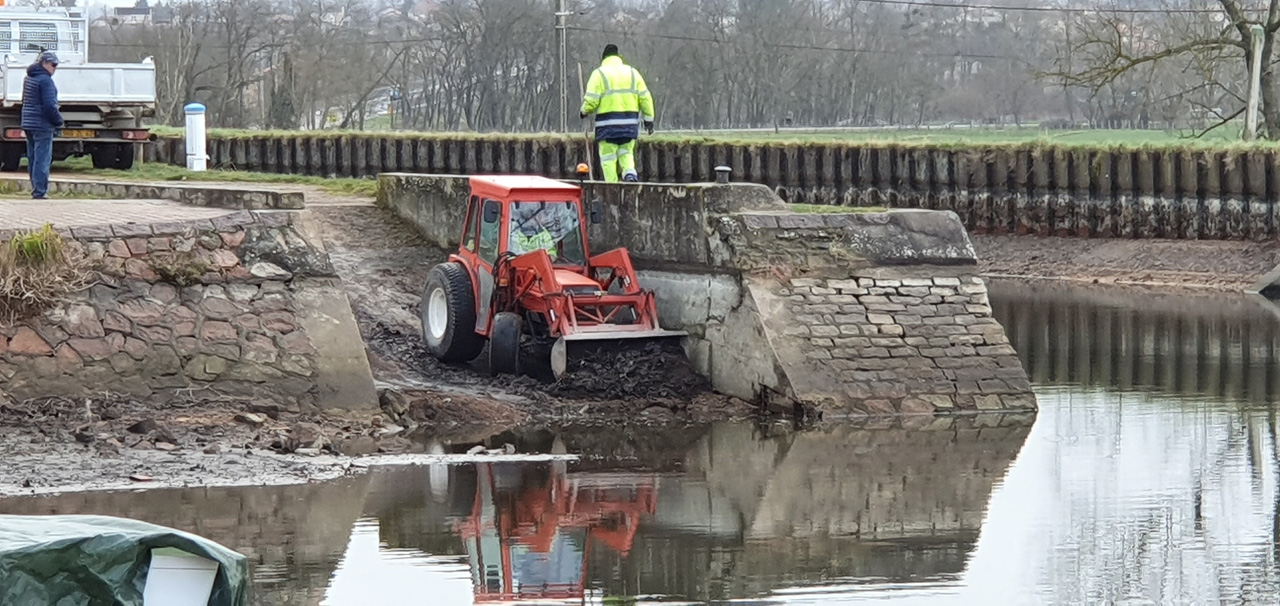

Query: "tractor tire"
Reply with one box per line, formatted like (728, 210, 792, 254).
(489, 312, 522, 376)
(0, 142, 22, 172)
(114, 143, 135, 170)
(420, 262, 485, 363)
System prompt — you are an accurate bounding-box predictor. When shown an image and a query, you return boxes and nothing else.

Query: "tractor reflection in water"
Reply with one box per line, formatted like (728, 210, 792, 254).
(454, 462, 658, 603)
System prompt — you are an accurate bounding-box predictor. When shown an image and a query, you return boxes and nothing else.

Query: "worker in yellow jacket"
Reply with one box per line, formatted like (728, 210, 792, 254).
(580, 44, 655, 183)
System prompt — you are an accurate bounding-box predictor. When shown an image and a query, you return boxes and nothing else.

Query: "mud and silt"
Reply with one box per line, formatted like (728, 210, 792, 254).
(311, 201, 752, 429)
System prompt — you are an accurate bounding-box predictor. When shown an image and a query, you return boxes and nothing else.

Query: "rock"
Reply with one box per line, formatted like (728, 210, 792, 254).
(127, 419, 159, 434)
(125, 238, 149, 255)
(260, 311, 296, 333)
(199, 233, 222, 250)
(102, 311, 132, 333)
(242, 334, 279, 364)
(233, 314, 261, 331)
(135, 325, 173, 344)
(106, 239, 131, 258)
(211, 249, 239, 268)
(63, 305, 105, 338)
(376, 424, 404, 439)
(124, 258, 159, 281)
(294, 447, 321, 457)
(199, 321, 238, 343)
(284, 422, 326, 452)
(247, 402, 282, 419)
(155, 442, 179, 452)
(8, 327, 52, 356)
(68, 337, 121, 362)
(502, 443, 516, 454)
(278, 332, 314, 354)
(221, 230, 247, 248)
(118, 299, 165, 325)
(53, 343, 82, 369)
(379, 390, 410, 417)
(226, 284, 259, 302)
(199, 297, 240, 321)
(465, 445, 485, 456)
(202, 443, 222, 454)
(128, 474, 154, 482)
(339, 436, 379, 456)
(234, 412, 267, 426)
(249, 262, 292, 280)
(149, 283, 179, 304)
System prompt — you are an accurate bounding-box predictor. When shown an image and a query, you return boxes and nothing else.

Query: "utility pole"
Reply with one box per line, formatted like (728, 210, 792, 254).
(1246, 24, 1265, 141)
(552, 0, 568, 132)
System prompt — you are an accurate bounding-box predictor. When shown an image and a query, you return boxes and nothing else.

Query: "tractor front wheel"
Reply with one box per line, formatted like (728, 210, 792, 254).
(421, 263, 484, 363)
(489, 312, 522, 376)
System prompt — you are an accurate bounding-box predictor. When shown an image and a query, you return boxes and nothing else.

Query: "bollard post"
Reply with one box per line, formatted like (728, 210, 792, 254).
(715, 165, 732, 184)
(184, 102, 207, 172)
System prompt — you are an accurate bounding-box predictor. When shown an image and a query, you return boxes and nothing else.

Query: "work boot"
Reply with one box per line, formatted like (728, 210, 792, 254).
(623, 173, 638, 183)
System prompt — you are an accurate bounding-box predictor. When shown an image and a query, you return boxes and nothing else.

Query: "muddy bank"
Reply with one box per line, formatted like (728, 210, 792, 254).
(308, 199, 758, 431)
(974, 234, 1280, 292)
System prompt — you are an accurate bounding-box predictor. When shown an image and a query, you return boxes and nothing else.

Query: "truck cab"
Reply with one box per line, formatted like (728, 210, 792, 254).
(0, 7, 156, 171)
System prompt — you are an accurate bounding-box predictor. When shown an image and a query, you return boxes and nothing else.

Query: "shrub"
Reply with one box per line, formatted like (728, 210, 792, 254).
(0, 224, 95, 324)
(148, 251, 210, 287)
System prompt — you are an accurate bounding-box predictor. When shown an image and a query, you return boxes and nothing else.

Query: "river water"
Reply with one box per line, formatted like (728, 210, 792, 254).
(4, 280, 1280, 605)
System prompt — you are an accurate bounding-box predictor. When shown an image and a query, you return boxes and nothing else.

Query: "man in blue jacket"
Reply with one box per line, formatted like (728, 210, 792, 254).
(21, 51, 63, 199)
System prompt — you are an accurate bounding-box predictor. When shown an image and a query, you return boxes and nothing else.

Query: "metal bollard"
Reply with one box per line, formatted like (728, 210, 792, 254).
(184, 102, 207, 172)
(714, 165, 731, 184)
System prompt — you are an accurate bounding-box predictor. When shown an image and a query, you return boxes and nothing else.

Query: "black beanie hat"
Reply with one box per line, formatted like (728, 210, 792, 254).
(602, 44, 619, 59)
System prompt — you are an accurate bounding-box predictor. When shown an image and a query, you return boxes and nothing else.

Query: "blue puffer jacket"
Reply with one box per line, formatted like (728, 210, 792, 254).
(21, 63, 62, 133)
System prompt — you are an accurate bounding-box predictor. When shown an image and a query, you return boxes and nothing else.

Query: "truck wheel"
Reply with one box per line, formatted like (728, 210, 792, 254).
(489, 312, 522, 376)
(90, 146, 115, 170)
(113, 144, 135, 170)
(420, 262, 484, 363)
(0, 143, 22, 172)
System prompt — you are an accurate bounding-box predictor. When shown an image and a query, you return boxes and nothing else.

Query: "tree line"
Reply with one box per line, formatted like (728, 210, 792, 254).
(81, 0, 1280, 137)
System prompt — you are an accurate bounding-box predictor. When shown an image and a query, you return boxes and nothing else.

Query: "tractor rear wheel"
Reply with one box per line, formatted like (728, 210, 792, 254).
(489, 312, 522, 376)
(420, 262, 484, 363)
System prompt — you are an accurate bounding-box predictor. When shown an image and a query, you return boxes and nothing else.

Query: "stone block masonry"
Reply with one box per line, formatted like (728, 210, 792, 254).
(0, 207, 377, 411)
(775, 275, 1032, 415)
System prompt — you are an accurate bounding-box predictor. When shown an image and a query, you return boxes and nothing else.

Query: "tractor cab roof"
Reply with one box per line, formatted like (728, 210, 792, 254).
(469, 175, 581, 201)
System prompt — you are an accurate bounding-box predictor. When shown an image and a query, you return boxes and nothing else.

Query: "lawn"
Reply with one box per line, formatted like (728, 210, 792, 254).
(144, 121, 1275, 150)
(52, 156, 378, 197)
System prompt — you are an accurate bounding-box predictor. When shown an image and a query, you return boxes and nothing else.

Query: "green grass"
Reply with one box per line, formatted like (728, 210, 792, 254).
(143, 124, 1280, 152)
(54, 156, 378, 197)
(788, 203, 885, 214)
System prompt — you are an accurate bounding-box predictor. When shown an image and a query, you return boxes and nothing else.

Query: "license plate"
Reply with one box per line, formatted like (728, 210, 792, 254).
(61, 129, 95, 138)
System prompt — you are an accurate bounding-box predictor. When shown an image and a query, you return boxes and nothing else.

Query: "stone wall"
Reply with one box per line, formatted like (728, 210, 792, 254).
(158, 134, 1280, 241)
(378, 174, 1035, 417)
(0, 210, 376, 410)
(0, 176, 304, 210)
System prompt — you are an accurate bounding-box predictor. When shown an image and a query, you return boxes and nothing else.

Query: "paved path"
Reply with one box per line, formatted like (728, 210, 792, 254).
(0, 199, 232, 230)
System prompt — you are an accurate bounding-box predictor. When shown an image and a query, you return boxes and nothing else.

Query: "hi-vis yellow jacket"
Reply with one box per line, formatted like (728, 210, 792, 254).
(580, 55, 655, 143)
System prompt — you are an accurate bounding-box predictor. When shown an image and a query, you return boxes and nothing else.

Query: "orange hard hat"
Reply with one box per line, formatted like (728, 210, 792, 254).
(575, 163, 590, 175)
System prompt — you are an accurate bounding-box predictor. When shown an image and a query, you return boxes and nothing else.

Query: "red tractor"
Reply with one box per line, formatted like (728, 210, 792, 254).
(420, 175, 685, 378)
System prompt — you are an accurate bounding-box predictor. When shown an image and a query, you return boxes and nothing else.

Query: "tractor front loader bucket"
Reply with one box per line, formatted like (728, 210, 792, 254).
(550, 328, 688, 379)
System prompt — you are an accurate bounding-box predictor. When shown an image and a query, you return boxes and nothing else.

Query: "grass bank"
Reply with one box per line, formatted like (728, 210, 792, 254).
(146, 125, 1278, 152)
(54, 157, 377, 197)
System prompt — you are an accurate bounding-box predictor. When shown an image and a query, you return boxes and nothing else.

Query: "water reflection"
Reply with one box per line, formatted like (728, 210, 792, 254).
(0, 418, 1030, 604)
(990, 280, 1280, 403)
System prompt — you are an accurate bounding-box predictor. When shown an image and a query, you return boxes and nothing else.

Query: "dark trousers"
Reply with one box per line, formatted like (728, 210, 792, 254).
(24, 130, 52, 198)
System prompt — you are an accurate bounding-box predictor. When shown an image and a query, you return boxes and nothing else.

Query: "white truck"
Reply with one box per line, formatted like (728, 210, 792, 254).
(0, 7, 156, 171)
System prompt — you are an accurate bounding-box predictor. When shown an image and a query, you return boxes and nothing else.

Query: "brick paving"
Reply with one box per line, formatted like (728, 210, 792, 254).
(0, 199, 234, 231)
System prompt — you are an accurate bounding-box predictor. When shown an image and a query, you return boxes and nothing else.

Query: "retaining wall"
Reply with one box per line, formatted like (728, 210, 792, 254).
(379, 174, 1035, 418)
(155, 134, 1280, 240)
(0, 209, 377, 410)
(2, 175, 304, 210)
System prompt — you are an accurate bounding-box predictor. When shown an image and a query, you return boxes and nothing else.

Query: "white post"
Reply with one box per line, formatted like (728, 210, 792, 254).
(1246, 24, 1265, 141)
(184, 102, 207, 171)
